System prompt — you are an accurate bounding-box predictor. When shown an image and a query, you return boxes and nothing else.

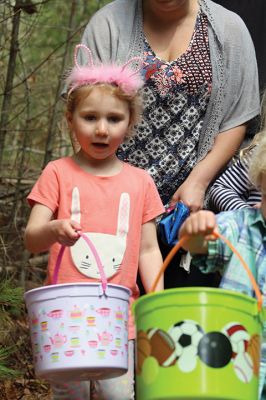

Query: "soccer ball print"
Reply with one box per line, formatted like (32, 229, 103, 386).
(168, 320, 204, 372)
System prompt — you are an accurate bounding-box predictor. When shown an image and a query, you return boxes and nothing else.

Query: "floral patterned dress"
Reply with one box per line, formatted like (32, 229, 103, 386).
(117, 11, 212, 205)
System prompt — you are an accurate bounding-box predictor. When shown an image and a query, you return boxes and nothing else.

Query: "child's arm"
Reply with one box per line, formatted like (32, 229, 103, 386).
(209, 156, 261, 211)
(138, 219, 164, 293)
(24, 203, 81, 253)
(178, 210, 218, 254)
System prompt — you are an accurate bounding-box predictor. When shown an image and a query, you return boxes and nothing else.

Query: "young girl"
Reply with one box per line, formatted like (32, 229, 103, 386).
(24, 44, 164, 400)
(179, 132, 266, 399)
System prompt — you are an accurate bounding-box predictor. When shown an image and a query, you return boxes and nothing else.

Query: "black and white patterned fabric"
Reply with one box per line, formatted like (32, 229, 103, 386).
(117, 11, 212, 204)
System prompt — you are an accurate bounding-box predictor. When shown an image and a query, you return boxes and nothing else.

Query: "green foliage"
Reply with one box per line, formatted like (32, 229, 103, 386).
(0, 280, 24, 379)
(0, 279, 24, 318)
(0, 346, 21, 379)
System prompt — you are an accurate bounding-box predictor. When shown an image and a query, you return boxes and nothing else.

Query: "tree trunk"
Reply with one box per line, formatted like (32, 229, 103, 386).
(42, 0, 77, 167)
(0, 2, 21, 168)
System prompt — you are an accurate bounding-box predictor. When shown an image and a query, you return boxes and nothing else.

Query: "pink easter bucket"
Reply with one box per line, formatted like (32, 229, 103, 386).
(24, 233, 131, 382)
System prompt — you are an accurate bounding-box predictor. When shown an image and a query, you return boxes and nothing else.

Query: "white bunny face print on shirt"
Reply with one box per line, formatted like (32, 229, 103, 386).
(70, 187, 130, 279)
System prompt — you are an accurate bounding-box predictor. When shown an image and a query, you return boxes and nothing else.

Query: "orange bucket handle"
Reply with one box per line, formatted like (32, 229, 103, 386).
(149, 230, 263, 312)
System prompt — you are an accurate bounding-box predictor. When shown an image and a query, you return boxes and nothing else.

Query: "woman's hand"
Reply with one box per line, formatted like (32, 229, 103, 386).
(171, 178, 206, 212)
(50, 219, 81, 247)
(171, 124, 247, 213)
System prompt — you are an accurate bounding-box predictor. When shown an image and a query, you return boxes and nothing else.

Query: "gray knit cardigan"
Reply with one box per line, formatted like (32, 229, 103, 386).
(79, 0, 260, 162)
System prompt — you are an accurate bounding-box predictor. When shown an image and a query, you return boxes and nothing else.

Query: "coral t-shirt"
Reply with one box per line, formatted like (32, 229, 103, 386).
(27, 157, 164, 338)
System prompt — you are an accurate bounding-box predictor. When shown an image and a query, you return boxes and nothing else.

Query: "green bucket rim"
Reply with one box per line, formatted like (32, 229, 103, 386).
(133, 287, 265, 325)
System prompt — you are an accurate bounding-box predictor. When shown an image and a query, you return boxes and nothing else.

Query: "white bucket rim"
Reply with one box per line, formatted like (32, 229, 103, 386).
(24, 282, 131, 298)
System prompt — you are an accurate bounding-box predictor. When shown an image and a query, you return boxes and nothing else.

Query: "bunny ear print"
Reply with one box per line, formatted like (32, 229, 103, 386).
(121, 57, 144, 77)
(71, 187, 81, 224)
(74, 44, 94, 70)
(116, 193, 130, 239)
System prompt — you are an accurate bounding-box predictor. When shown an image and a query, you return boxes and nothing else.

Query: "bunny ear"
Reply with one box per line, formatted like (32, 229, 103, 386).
(74, 44, 94, 70)
(121, 57, 143, 77)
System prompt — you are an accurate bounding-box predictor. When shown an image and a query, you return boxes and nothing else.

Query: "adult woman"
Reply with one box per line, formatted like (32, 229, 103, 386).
(78, 0, 260, 288)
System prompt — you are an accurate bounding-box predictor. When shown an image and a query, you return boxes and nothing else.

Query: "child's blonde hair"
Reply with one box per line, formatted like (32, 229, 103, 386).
(249, 132, 266, 188)
(249, 91, 266, 188)
(240, 91, 266, 159)
(66, 83, 142, 139)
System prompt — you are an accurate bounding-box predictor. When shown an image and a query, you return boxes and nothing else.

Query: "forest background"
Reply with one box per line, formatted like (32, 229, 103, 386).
(1, 0, 266, 399)
(0, 1, 110, 398)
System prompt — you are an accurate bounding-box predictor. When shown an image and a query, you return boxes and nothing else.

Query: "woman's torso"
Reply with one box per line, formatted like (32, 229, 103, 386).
(118, 9, 212, 204)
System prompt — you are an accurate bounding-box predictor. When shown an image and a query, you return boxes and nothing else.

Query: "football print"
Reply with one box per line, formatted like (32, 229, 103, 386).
(147, 328, 176, 367)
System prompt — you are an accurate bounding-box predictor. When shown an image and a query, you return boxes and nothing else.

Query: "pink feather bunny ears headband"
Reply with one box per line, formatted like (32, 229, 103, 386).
(66, 44, 144, 96)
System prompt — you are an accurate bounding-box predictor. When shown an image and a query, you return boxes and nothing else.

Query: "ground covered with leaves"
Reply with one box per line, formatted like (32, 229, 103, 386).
(0, 313, 52, 399)
(0, 277, 51, 399)
(0, 374, 51, 399)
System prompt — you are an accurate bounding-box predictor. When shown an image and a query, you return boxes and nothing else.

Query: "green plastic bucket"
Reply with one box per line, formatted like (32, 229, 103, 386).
(133, 233, 265, 400)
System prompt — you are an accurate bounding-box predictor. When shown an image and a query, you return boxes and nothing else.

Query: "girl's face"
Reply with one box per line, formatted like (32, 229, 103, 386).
(67, 86, 130, 162)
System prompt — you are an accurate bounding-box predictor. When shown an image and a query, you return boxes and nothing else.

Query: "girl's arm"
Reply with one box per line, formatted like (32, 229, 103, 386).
(171, 124, 246, 212)
(138, 220, 164, 293)
(178, 210, 217, 254)
(24, 203, 81, 253)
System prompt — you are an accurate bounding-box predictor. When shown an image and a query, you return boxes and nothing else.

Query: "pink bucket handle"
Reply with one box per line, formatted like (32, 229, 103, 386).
(52, 231, 107, 293)
(149, 231, 263, 312)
